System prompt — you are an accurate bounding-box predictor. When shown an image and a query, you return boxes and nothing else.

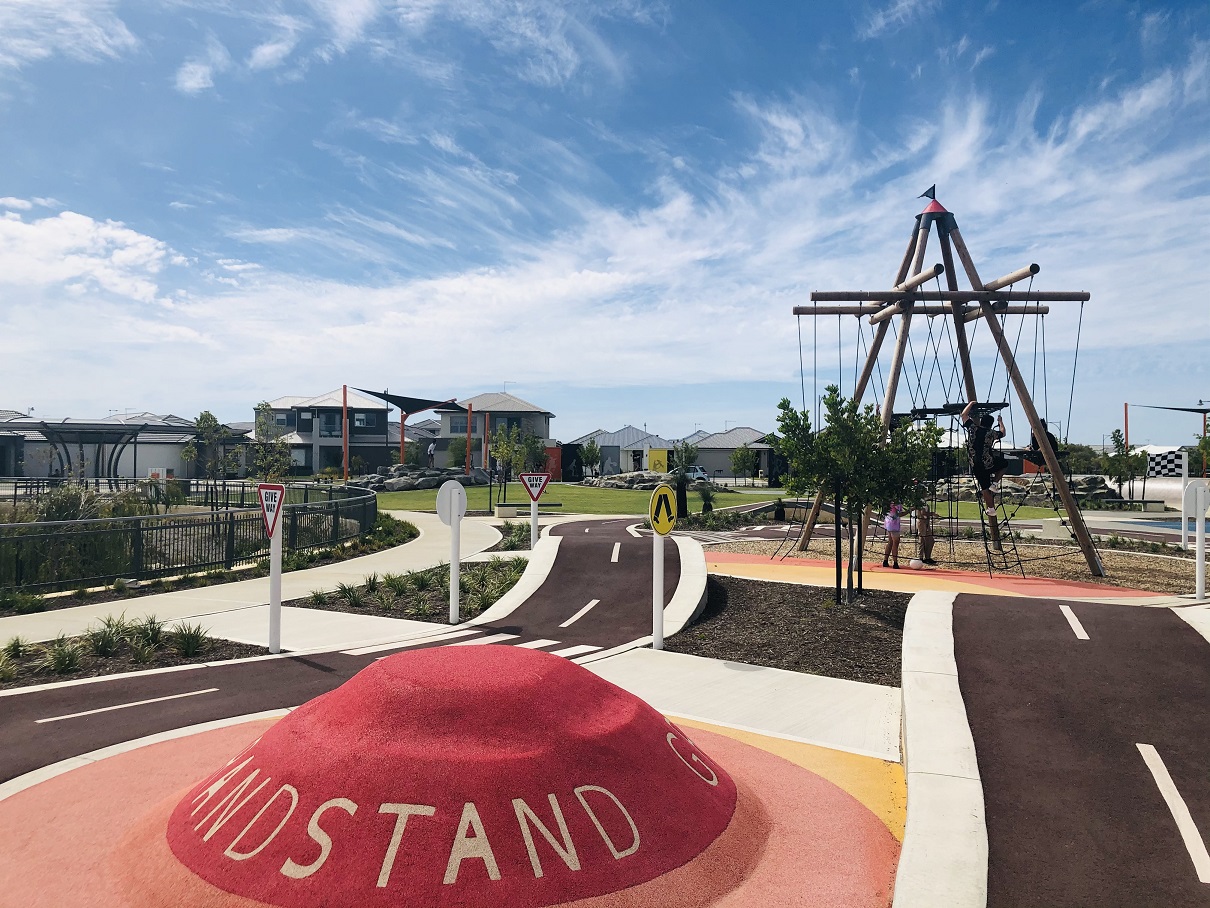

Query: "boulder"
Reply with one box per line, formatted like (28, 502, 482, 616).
(383, 477, 416, 492)
(414, 476, 442, 490)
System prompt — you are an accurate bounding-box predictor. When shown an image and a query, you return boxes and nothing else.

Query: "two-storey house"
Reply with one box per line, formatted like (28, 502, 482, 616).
(260, 389, 390, 475)
(432, 392, 554, 469)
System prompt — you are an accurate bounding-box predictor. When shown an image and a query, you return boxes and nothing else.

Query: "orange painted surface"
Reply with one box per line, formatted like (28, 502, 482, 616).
(705, 551, 1163, 599)
(0, 721, 899, 907)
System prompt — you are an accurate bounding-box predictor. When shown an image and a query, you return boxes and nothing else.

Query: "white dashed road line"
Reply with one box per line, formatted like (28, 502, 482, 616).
(513, 639, 561, 649)
(1059, 604, 1090, 640)
(626, 524, 642, 538)
(611, 542, 621, 563)
(1137, 743, 1210, 883)
(448, 633, 521, 646)
(36, 688, 220, 724)
(344, 629, 480, 655)
(560, 599, 601, 628)
(548, 645, 602, 659)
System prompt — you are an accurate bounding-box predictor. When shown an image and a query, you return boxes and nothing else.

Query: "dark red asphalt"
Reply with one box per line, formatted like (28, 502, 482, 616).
(0, 518, 680, 784)
(953, 594, 1210, 907)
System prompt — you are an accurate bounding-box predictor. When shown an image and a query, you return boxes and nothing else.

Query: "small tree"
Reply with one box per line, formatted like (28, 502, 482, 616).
(1104, 429, 1146, 498)
(1195, 431, 1210, 478)
(448, 440, 467, 469)
(490, 425, 523, 503)
(668, 440, 700, 518)
(521, 432, 547, 471)
(772, 386, 940, 603)
(580, 439, 601, 479)
(730, 444, 758, 486)
(249, 402, 293, 481)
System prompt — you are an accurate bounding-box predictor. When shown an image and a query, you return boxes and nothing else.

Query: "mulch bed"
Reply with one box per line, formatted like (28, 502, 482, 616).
(664, 575, 909, 687)
(0, 638, 266, 691)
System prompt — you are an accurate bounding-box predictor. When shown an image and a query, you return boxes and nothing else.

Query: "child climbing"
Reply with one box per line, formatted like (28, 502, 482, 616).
(960, 399, 1006, 516)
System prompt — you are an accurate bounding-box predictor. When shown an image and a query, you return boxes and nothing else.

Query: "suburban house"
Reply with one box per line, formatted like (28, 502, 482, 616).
(432, 393, 555, 470)
(259, 389, 390, 475)
(692, 427, 774, 480)
(571, 426, 676, 475)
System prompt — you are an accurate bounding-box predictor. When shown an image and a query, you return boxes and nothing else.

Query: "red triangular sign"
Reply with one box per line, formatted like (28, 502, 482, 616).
(258, 483, 286, 537)
(519, 472, 551, 502)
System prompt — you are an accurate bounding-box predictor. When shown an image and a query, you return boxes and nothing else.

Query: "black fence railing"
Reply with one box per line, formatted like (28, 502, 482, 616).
(0, 477, 295, 510)
(0, 484, 377, 593)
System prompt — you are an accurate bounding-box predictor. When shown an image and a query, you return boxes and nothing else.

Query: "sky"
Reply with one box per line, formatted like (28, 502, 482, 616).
(0, 0, 1207, 448)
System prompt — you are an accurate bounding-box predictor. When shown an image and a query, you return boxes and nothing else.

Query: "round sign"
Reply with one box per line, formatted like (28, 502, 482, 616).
(649, 483, 676, 536)
(436, 479, 467, 526)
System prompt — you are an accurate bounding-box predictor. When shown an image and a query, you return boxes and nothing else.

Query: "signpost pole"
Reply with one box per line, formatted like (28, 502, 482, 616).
(269, 516, 282, 654)
(450, 511, 460, 624)
(531, 498, 539, 549)
(652, 531, 664, 650)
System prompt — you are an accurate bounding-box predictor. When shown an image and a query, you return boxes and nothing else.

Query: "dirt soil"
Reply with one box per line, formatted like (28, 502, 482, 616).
(0, 638, 265, 691)
(664, 575, 909, 687)
(713, 537, 1197, 595)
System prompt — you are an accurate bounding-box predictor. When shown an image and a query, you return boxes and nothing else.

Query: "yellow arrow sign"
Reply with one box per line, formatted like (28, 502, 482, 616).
(649, 483, 676, 536)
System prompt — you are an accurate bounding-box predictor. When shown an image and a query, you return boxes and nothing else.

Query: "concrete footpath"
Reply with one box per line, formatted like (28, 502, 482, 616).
(0, 511, 500, 645)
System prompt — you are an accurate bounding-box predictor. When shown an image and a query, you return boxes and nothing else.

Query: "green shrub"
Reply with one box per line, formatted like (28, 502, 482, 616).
(336, 583, 366, 608)
(171, 623, 210, 657)
(130, 640, 156, 664)
(383, 573, 411, 598)
(38, 635, 81, 675)
(74, 586, 92, 600)
(410, 569, 433, 592)
(131, 615, 165, 648)
(363, 573, 380, 594)
(4, 636, 28, 659)
(112, 578, 129, 595)
(86, 622, 123, 657)
(308, 590, 328, 606)
(0, 652, 15, 681)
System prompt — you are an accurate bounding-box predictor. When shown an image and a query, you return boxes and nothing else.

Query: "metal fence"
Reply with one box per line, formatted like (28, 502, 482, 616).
(0, 477, 284, 510)
(0, 484, 377, 593)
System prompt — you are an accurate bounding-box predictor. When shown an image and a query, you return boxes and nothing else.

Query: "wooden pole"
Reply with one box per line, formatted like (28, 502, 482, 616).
(983, 263, 1039, 291)
(1124, 402, 1130, 449)
(940, 231, 977, 400)
(950, 241, 1106, 576)
(400, 414, 408, 465)
(342, 384, 349, 481)
(892, 263, 944, 292)
(797, 221, 919, 550)
(805, 290, 1087, 302)
(793, 304, 1048, 317)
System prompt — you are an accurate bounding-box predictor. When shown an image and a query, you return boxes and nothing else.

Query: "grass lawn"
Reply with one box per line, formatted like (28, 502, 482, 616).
(377, 483, 786, 515)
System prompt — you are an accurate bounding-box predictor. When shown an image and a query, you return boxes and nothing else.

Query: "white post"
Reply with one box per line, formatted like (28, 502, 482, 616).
(450, 514, 460, 624)
(1181, 451, 1190, 551)
(652, 532, 664, 650)
(268, 515, 282, 654)
(531, 499, 539, 549)
(1196, 483, 1206, 602)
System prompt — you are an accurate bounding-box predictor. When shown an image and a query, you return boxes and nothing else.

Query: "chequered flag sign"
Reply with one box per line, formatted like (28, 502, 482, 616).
(1147, 450, 1187, 478)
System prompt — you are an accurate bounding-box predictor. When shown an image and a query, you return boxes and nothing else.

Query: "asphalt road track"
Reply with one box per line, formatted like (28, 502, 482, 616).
(0, 518, 681, 785)
(953, 594, 1210, 907)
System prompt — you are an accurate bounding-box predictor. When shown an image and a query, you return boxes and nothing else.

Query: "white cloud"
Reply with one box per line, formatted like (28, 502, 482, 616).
(0, 197, 31, 209)
(859, 0, 938, 40)
(0, 0, 138, 69)
(307, 0, 382, 52)
(175, 36, 232, 94)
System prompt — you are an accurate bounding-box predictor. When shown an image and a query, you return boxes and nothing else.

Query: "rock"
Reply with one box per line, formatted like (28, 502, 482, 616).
(383, 477, 416, 492)
(376, 466, 391, 476)
(414, 476, 442, 490)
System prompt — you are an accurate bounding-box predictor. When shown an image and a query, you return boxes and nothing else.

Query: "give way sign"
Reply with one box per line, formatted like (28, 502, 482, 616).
(257, 483, 286, 537)
(520, 472, 551, 502)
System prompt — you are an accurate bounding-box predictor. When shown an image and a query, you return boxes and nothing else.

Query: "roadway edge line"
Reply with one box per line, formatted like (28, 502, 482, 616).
(35, 688, 220, 724)
(1137, 742, 1210, 883)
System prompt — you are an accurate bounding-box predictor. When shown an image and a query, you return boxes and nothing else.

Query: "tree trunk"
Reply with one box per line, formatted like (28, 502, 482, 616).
(833, 490, 842, 604)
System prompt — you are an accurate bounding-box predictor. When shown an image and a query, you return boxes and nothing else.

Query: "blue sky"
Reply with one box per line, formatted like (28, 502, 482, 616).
(0, 0, 1207, 448)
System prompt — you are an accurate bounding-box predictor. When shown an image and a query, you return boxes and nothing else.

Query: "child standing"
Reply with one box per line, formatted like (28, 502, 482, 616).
(882, 503, 904, 569)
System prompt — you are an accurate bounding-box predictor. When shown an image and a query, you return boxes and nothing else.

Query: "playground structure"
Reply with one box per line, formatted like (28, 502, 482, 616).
(791, 192, 1105, 577)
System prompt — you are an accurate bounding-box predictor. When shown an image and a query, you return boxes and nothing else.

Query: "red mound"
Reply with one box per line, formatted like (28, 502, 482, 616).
(167, 647, 738, 908)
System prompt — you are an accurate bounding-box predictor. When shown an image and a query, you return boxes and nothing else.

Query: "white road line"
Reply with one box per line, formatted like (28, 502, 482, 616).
(514, 639, 561, 650)
(1059, 604, 1090, 640)
(344, 629, 480, 655)
(626, 524, 642, 538)
(1137, 743, 1210, 883)
(560, 599, 601, 628)
(611, 542, 621, 563)
(36, 688, 220, 724)
(549, 645, 602, 658)
(584, 527, 590, 533)
(448, 633, 521, 646)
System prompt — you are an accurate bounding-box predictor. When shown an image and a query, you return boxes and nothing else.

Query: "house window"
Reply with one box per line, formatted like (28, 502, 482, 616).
(450, 415, 468, 434)
(354, 412, 377, 428)
(274, 413, 288, 426)
(320, 413, 341, 437)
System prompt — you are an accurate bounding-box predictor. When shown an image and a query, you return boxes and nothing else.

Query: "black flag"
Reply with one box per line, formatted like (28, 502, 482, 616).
(918, 184, 936, 200)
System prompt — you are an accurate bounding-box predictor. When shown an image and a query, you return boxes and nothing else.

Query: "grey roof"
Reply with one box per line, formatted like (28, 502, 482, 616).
(680, 430, 711, 444)
(0, 409, 29, 421)
(388, 421, 440, 444)
(592, 426, 676, 449)
(267, 390, 386, 411)
(694, 427, 770, 449)
(569, 428, 606, 445)
(437, 392, 553, 416)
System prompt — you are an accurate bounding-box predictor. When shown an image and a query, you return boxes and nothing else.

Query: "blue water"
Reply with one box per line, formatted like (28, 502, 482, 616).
(1146, 519, 1199, 530)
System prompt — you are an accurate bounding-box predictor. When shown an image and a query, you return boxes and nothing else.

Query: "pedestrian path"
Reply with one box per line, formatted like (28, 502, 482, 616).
(0, 511, 500, 644)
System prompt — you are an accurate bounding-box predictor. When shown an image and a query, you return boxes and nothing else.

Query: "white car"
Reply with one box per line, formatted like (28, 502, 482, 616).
(684, 465, 710, 482)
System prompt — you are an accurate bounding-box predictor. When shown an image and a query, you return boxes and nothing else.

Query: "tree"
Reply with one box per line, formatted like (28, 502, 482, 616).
(249, 402, 294, 481)
(521, 432, 547, 471)
(1065, 442, 1100, 475)
(668, 440, 700, 518)
(1104, 429, 1146, 498)
(490, 425, 523, 503)
(771, 386, 940, 603)
(580, 439, 601, 478)
(730, 444, 758, 485)
(448, 440, 467, 469)
(1195, 431, 1210, 478)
